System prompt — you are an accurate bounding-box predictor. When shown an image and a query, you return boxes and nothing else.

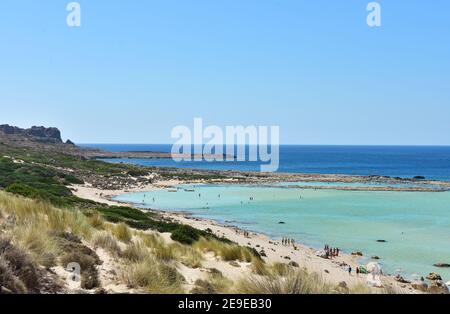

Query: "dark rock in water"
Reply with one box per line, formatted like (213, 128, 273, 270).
(351, 251, 363, 257)
(376, 240, 387, 243)
(371, 256, 381, 260)
(433, 263, 450, 268)
(278, 221, 286, 224)
(426, 272, 442, 281)
(414, 176, 426, 180)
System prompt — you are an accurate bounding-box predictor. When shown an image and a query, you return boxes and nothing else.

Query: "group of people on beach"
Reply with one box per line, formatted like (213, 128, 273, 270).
(235, 228, 251, 238)
(324, 244, 340, 259)
(281, 237, 295, 246)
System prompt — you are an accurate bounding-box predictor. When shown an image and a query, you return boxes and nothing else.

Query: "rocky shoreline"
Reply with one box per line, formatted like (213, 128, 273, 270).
(78, 162, 450, 192)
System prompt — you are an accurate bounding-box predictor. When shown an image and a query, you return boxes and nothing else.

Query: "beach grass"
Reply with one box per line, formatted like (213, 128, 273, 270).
(121, 257, 185, 294)
(234, 268, 334, 294)
(112, 223, 132, 243)
(194, 237, 257, 262)
(91, 231, 122, 255)
(191, 269, 233, 294)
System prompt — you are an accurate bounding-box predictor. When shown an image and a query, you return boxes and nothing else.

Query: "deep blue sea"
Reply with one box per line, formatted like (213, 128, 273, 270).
(81, 144, 450, 181)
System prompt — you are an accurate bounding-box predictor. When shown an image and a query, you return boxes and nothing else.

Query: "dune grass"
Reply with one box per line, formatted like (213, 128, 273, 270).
(91, 231, 122, 256)
(12, 221, 59, 268)
(86, 212, 105, 230)
(194, 238, 256, 262)
(122, 240, 149, 262)
(1, 191, 204, 294)
(234, 268, 334, 294)
(251, 257, 270, 276)
(270, 262, 292, 276)
(136, 232, 203, 268)
(169, 243, 203, 268)
(112, 222, 132, 243)
(121, 257, 185, 294)
(191, 269, 233, 294)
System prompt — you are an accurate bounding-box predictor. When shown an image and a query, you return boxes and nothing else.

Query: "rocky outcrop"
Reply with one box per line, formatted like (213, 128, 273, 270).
(0, 124, 62, 143)
(426, 272, 442, 281)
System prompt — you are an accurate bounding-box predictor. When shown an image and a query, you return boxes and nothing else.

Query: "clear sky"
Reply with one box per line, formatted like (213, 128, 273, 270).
(1, 0, 449, 144)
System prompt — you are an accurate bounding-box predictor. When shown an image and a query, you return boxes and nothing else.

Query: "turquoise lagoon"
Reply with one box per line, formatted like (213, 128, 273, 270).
(114, 183, 450, 281)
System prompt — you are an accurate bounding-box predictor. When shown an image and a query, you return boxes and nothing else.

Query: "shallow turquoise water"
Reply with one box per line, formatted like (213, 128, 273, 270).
(115, 184, 450, 281)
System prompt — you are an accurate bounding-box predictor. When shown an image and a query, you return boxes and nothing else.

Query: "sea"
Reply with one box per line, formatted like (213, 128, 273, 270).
(82, 144, 450, 181)
(82, 144, 450, 281)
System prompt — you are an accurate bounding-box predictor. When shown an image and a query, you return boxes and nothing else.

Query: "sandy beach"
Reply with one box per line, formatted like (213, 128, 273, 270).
(72, 181, 416, 293)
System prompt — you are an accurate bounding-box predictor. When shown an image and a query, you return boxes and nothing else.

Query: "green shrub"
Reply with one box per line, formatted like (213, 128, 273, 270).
(126, 169, 149, 177)
(170, 225, 200, 245)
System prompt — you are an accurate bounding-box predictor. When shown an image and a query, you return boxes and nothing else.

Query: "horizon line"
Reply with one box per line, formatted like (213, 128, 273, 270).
(78, 143, 450, 147)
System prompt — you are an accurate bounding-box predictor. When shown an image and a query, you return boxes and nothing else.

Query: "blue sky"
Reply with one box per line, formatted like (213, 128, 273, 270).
(0, 0, 449, 144)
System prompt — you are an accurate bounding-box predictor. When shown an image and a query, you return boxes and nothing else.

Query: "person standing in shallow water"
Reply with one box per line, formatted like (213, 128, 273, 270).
(348, 266, 352, 276)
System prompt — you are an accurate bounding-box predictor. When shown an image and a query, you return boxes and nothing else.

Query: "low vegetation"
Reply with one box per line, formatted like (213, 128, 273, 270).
(191, 269, 233, 294)
(121, 257, 185, 294)
(91, 231, 122, 255)
(234, 268, 334, 294)
(0, 191, 264, 294)
(0, 237, 42, 294)
(194, 238, 258, 262)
